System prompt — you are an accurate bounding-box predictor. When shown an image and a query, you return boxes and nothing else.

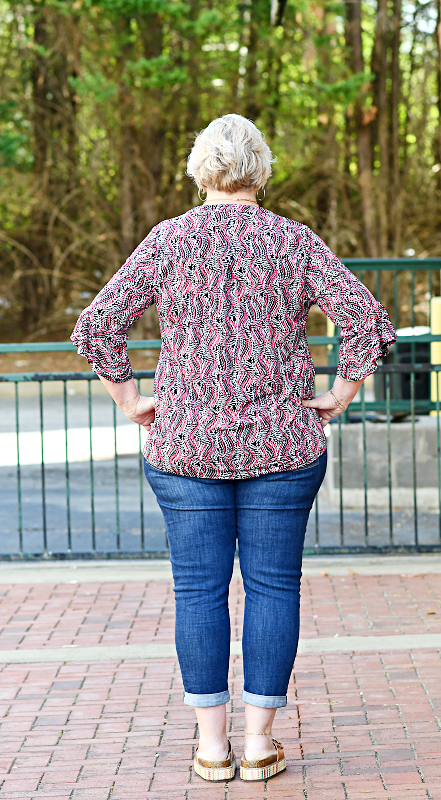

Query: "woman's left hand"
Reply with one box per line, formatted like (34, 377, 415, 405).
(303, 377, 364, 427)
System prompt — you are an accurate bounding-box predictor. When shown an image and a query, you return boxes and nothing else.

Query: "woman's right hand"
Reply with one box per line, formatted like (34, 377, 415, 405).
(302, 392, 345, 428)
(97, 375, 156, 431)
(122, 395, 156, 431)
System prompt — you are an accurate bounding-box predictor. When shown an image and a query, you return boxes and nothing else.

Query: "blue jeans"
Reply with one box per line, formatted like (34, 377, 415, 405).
(144, 452, 327, 709)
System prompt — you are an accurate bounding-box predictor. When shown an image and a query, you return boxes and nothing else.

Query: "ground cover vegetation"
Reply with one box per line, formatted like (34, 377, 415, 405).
(0, 0, 440, 343)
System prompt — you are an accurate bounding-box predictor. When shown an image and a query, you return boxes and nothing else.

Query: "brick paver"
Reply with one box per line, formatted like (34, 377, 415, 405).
(1, 573, 441, 651)
(0, 570, 440, 798)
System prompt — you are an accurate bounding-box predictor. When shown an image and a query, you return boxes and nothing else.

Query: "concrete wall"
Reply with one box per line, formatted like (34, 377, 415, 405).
(325, 418, 440, 509)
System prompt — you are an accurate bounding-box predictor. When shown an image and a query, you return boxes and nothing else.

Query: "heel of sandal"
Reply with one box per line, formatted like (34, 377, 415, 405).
(240, 756, 286, 781)
(240, 737, 286, 782)
(193, 741, 236, 782)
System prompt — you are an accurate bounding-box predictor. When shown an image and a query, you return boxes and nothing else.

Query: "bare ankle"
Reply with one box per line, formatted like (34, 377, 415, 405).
(198, 734, 229, 761)
(244, 732, 274, 761)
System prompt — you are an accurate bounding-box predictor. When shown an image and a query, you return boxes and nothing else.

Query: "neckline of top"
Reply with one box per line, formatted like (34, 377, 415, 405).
(197, 202, 261, 209)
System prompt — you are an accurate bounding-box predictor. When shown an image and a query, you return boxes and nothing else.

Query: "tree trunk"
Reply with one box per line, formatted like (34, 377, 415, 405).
(120, 123, 136, 259)
(32, 14, 49, 181)
(390, 0, 402, 255)
(437, 0, 441, 169)
(344, 0, 378, 257)
(138, 12, 165, 233)
(372, 0, 389, 255)
(244, 1, 261, 120)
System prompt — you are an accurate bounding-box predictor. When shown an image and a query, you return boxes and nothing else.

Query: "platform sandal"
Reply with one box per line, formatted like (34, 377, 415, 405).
(240, 737, 286, 782)
(193, 739, 236, 781)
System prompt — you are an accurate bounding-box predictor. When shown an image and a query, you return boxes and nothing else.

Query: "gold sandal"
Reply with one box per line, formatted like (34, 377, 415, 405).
(194, 739, 236, 781)
(240, 738, 286, 781)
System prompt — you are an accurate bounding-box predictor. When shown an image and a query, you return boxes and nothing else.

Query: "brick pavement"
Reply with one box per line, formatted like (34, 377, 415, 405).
(1, 573, 441, 650)
(0, 569, 440, 799)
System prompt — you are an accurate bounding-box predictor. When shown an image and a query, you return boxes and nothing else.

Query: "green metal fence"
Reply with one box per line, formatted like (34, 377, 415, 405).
(0, 258, 440, 558)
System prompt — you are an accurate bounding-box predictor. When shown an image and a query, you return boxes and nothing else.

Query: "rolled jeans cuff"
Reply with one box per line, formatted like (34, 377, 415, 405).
(242, 690, 287, 709)
(183, 690, 230, 707)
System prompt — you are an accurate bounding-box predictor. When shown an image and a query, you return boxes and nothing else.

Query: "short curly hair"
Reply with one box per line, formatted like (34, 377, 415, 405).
(186, 114, 275, 193)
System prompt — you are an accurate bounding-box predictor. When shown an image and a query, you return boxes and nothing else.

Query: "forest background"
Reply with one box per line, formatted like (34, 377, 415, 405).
(1, 0, 441, 350)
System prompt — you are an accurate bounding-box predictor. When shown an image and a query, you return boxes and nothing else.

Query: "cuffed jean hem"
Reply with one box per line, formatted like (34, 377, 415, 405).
(242, 690, 287, 709)
(183, 690, 230, 707)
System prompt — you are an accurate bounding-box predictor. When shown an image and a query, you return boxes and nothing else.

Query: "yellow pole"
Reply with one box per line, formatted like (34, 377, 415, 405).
(326, 317, 335, 390)
(326, 316, 335, 349)
(431, 296, 441, 416)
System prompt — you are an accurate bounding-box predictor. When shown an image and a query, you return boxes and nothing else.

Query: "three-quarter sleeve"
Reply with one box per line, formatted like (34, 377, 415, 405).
(71, 225, 162, 383)
(301, 226, 396, 381)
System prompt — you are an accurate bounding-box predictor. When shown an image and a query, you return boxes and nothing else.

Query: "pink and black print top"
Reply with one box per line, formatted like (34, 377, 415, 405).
(71, 204, 396, 479)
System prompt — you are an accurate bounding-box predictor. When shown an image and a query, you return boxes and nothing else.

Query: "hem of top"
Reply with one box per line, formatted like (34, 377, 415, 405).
(143, 445, 327, 481)
(242, 691, 287, 709)
(184, 690, 230, 707)
(336, 364, 380, 382)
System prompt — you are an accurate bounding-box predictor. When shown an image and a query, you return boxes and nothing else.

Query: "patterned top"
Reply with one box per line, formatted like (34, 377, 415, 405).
(71, 204, 396, 479)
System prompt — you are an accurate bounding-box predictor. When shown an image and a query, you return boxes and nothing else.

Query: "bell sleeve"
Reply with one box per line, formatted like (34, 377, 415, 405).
(71, 224, 162, 383)
(301, 226, 396, 381)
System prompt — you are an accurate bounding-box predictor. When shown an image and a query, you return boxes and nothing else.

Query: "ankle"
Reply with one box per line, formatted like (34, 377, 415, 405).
(244, 731, 274, 761)
(198, 733, 229, 761)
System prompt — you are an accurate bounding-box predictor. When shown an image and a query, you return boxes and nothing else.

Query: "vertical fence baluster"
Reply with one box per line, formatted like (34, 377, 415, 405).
(137, 378, 145, 551)
(386, 373, 393, 545)
(312, 371, 320, 549)
(88, 381, 96, 552)
(411, 270, 415, 328)
(361, 382, 368, 546)
(63, 381, 72, 552)
(393, 270, 399, 400)
(436, 367, 441, 543)
(374, 269, 382, 401)
(39, 382, 47, 554)
(429, 271, 433, 320)
(411, 371, 418, 546)
(338, 414, 344, 546)
(113, 402, 120, 550)
(15, 382, 23, 553)
(315, 495, 319, 550)
(411, 270, 416, 364)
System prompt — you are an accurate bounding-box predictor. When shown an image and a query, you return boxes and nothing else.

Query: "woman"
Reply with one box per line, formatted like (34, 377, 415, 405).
(72, 114, 395, 783)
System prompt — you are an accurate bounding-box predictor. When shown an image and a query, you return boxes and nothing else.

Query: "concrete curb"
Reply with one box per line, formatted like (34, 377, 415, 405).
(1, 633, 441, 663)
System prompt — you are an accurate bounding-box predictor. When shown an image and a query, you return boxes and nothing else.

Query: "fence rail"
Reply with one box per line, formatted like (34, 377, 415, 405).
(1, 257, 440, 559)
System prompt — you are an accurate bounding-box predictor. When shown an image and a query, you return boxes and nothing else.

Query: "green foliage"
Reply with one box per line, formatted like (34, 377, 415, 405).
(0, 102, 32, 169)
(125, 56, 187, 88)
(69, 74, 118, 102)
(315, 72, 375, 103)
(0, 133, 29, 167)
(0, 0, 440, 341)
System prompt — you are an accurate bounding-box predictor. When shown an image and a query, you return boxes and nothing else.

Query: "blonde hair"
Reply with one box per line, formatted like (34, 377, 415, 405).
(187, 114, 275, 193)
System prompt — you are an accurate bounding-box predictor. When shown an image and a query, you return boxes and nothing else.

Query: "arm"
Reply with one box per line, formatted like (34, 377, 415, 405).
(98, 376, 156, 431)
(71, 225, 160, 388)
(300, 225, 396, 426)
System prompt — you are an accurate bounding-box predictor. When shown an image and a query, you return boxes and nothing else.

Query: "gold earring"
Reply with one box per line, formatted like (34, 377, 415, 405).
(198, 187, 207, 202)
